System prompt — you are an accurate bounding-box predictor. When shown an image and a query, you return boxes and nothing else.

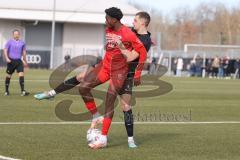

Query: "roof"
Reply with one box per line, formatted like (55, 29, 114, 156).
(0, 0, 139, 25)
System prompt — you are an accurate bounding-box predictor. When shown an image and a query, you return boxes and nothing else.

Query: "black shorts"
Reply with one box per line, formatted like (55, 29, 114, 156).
(6, 59, 24, 75)
(119, 77, 134, 95)
(119, 60, 139, 95)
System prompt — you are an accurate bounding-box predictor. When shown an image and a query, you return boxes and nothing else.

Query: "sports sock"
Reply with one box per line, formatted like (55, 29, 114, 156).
(128, 137, 134, 142)
(85, 101, 98, 115)
(123, 109, 134, 137)
(54, 76, 80, 94)
(102, 118, 112, 136)
(48, 90, 56, 96)
(19, 76, 24, 92)
(5, 77, 11, 92)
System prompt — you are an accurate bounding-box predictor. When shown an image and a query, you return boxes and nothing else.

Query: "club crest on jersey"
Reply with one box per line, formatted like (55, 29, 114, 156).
(106, 33, 122, 51)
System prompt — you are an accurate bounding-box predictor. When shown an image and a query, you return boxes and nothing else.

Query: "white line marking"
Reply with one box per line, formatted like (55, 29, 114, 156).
(0, 80, 48, 82)
(0, 121, 240, 125)
(0, 155, 21, 160)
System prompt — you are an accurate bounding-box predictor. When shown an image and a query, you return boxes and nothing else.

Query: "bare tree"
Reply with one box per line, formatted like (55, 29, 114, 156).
(129, 1, 240, 50)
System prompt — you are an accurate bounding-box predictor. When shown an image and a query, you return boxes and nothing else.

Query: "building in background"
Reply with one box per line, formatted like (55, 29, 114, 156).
(0, 0, 138, 68)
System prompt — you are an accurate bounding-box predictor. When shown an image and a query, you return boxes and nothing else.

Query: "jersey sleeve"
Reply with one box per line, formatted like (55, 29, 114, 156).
(4, 40, 11, 50)
(22, 42, 26, 51)
(128, 31, 147, 79)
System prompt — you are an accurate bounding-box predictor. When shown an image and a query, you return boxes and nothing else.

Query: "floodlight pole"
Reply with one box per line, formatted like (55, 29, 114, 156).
(50, 0, 56, 69)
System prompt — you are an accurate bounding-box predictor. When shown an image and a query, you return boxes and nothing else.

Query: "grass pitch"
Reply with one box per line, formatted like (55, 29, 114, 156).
(0, 68, 240, 160)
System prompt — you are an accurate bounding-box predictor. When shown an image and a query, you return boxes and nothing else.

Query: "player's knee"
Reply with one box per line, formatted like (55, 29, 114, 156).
(6, 74, 12, 78)
(78, 82, 91, 94)
(18, 72, 24, 77)
(122, 104, 131, 112)
(105, 110, 114, 119)
(76, 73, 85, 82)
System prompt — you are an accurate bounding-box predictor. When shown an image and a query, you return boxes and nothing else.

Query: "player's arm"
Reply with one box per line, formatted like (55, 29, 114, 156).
(22, 44, 28, 67)
(3, 41, 11, 63)
(118, 43, 139, 62)
(130, 36, 147, 86)
(22, 50, 27, 63)
(106, 33, 139, 62)
(107, 32, 147, 84)
(112, 32, 147, 85)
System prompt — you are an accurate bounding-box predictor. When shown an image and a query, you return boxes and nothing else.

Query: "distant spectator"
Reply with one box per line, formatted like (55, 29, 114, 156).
(223, 56, 230, 78)
(173, 58, 177, 76)
(218, 58, 224, 78)
(211, 56, 220, 78)
(64, 54, 71, 63)
(64, 54, 71, 71)
(206, 58, 213, 78)
(189, 59, 196, 77)
(195, 55, 202, 77)
(234, 58, 240, 79)
(176, 57, 183, 77)
(149, 57, 157, 74)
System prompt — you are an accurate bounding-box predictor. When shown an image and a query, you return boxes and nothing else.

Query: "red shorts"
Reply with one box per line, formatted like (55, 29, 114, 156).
(96, 62, 128, 90)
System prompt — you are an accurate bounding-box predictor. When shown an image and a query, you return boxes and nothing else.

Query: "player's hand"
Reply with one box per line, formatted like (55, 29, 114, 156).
(106, 33, 124, 48)
(134, 77, 141, 86)
(23, 60, 28, 68)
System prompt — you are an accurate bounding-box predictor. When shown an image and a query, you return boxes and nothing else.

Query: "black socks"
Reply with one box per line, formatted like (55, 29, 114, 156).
(19, 76, 24, 92)
(5, 77, 11, 92)
(123, 109, 134, 137)
(55, 76, 80, 94)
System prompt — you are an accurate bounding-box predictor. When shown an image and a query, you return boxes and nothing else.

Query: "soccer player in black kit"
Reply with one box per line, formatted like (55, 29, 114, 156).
(118, 12, 152, 148)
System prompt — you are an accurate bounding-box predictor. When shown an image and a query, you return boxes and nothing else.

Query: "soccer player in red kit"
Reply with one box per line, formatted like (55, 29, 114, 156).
(34, 7, 147, 148)
(78, 7, 147, 149)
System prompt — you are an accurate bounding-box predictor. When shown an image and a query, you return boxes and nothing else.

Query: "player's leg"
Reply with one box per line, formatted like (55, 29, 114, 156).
(89, 68, 128, 149)
(16, 60, 29, 96)
(79, 64, 109, 126)
(34, 70, 87, 100)
(119, 77, 137, 148)
(5, 73, 12, 96)
(120, 94, 137, 148)
(5, 60, 15, 96)
(53, 67, 94, 94)
(88, 83, 118, 149)
(34, 66, 94, 100)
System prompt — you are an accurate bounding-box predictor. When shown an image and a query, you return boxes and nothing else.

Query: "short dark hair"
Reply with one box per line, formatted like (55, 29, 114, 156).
(12, 29, 20, 34)
(136, 12, 151, 27)
(105, 7, 123, 21)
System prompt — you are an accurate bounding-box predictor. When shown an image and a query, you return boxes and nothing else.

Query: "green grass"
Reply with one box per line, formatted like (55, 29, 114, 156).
(0, 68, 240, 160)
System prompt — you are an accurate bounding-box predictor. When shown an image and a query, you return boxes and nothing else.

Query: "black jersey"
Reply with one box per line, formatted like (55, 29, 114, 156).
(132, 28, 152, 52)
(127, 29, 152, 78)
(118, 29, 152, 95)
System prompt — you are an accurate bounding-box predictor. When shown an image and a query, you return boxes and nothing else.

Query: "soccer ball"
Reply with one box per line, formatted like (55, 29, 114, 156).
(86, 128, 101, 144)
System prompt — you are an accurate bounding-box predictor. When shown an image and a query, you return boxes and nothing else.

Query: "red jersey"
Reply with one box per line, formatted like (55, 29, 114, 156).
(103, 25, 147, 77)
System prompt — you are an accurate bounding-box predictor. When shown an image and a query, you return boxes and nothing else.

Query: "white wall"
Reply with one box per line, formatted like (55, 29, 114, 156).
(62, 23, 105, 57)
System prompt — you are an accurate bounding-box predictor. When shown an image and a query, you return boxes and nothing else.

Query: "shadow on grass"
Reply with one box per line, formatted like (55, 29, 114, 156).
(108, 131, 181, 148)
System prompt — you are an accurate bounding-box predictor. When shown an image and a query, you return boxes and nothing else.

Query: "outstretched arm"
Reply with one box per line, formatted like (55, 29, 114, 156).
(4, 41, 11, 63)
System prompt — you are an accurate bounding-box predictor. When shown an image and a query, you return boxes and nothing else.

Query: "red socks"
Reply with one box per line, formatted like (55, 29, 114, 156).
(85, 101, 112, 136)
(102, 118, 112, 136)
(85, 101, 97, 115)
